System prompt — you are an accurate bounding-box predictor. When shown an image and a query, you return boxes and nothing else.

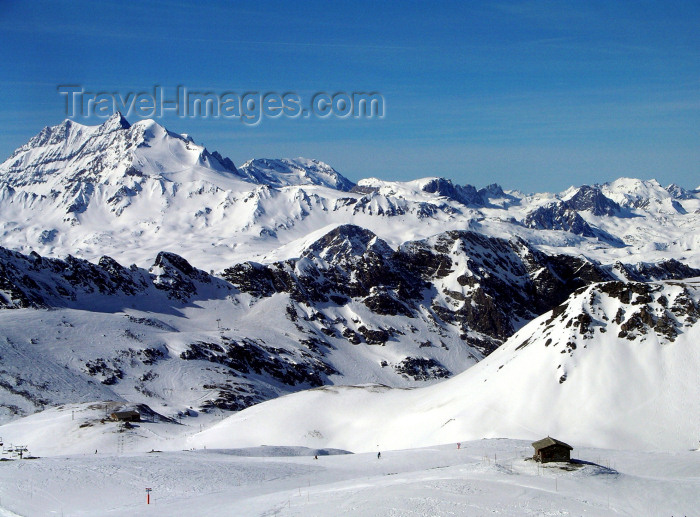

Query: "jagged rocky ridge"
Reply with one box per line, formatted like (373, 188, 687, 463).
(222, 224, 698, 351)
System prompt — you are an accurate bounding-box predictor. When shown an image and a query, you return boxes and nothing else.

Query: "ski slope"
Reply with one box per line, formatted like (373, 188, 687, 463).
(0, 440, 697, 516)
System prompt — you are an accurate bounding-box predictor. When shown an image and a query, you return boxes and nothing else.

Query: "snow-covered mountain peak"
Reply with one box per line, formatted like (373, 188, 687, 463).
(601, 177, 667, 207)
(100, 111, 131, 131)
(0, 114, 245, 191)
(515, 279, 699, 356)
(353, 176, 486, 207)
(355, 177, 382, 187)
(478, 183, 507, 199)
(21, 118, 88, 152)
(665, 182, 696, 200)
(301, 224, 394, 266)
(238, 157, 355, 191)
(15, 113, 130, 160)
(560, 185, 620, 216)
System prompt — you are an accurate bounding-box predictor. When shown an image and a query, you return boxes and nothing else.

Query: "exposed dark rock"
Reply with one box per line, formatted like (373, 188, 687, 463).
(342, 328, 362, 344)
(654, 312, 679, 341)
(0, 246, 231, 310)
(624, 259, 700, 282)
(669, 289, 699, 323)
(524, 203, 596, 237)
(222, 262, 286, 298)
(200, 382, 262, 412)
(614, 307, 625, 324)
(83, 358, 124, 385)
(357, 326, 389, 345)
(150, 252, 210, 300)
(598, 282, 655, 304)
(564, 186, 620, 216)
(478, 183, 507, 199)
(394, 357, 450, 381)
(618, 306, 655, 339)
(363, 290, 412, 316)
(179, 337, 337, 388)
(574, 313, 592, 335)
(420, 178, 485, 206)
(221, 226, 698, 356)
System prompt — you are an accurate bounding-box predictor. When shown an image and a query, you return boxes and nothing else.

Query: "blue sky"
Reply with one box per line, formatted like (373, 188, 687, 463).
(0, 0, 698, 191)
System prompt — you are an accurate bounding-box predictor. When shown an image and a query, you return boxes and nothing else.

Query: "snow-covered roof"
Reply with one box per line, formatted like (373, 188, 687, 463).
(532, 437, 573, 450)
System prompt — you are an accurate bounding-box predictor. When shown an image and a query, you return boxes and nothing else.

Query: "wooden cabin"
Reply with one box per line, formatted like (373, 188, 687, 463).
(532, 437, 573, 463)
(110, 410, 141, 422)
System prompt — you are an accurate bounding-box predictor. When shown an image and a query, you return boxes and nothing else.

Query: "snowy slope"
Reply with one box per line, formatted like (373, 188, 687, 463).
(187, 278, 700, 453)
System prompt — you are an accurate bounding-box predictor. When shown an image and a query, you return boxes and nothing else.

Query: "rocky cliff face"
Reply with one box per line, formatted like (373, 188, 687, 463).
(223, 224, 699, 355)
(563, 185, 621, 216)
(0, 245, 228, 309)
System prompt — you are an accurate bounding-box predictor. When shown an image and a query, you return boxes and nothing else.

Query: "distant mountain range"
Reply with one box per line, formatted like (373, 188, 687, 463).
(1, 113, 698, 272)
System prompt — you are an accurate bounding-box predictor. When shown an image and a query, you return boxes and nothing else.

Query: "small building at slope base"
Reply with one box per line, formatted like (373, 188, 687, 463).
(110, 410, 141, 423)
(532, 437, 573, 463)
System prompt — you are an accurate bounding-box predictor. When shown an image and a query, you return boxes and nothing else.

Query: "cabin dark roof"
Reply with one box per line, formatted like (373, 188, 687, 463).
(531, 437, 573, 450)
(111, 410, 140, 418)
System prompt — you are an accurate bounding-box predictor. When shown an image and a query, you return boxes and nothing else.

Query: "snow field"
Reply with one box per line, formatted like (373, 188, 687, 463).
(0, 440, 697, 516)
